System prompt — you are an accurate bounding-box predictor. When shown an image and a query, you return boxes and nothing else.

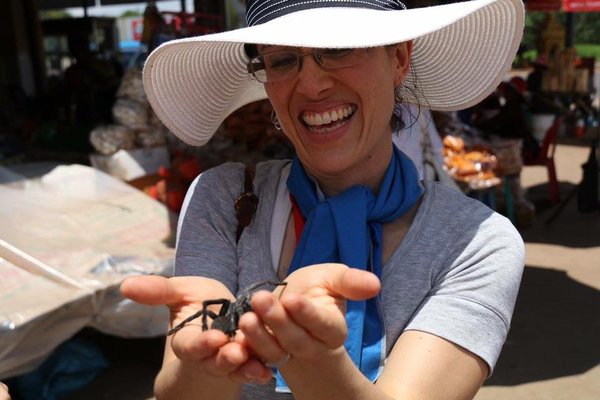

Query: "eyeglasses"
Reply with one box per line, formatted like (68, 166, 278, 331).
(247, 48, 371, 83)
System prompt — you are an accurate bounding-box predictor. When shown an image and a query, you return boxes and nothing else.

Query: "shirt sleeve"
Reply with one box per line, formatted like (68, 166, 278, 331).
(406, 207, 525, 374)
(174, 162, 245, 295)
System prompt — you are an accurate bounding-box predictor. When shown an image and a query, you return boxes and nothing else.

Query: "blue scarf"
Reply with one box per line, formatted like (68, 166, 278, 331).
(274, 145, 422, 392)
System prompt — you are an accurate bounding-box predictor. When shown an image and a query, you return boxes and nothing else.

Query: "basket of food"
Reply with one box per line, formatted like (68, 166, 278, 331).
(443, 135, 501, 190)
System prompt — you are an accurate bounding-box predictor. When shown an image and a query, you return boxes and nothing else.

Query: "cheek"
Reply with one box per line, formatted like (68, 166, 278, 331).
(265, 84, 289, 116)
(362, 80, 395, 122)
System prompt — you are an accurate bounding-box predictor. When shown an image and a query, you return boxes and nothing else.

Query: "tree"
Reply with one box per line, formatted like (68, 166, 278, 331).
(40, 10, 72, 20)
(522, 12, 548, 53)
(121, 10, 143, 18)
(574, 13, 600, 44)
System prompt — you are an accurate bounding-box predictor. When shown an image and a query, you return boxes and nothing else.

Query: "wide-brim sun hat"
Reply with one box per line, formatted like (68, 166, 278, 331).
(143, 0, 525, 146)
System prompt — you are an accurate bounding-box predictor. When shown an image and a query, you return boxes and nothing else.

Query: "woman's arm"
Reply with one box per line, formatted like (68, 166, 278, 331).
(120, 275, 272, 400)
(376, 330, 488, 399)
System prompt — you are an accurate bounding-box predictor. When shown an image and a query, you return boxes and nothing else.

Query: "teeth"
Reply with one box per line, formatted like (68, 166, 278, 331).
(302, 106, 354, 127)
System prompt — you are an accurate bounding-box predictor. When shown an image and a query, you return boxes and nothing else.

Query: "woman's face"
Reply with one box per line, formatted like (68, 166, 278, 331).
(262, 43, 411, 190)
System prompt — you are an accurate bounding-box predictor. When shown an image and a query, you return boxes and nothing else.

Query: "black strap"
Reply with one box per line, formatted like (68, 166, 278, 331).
(235, 165, 259, 243)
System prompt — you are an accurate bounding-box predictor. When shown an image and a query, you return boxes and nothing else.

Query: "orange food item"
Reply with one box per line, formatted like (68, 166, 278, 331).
(443, 135, 465, 153)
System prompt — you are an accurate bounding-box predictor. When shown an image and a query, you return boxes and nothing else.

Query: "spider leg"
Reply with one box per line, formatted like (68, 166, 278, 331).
(167, 309, 204, 336)
(202, 299, 231, 331)
(166, 299, 232, 336)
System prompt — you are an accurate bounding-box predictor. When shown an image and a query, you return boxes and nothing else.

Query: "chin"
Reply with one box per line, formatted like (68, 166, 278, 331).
(302, 154, 357, 177)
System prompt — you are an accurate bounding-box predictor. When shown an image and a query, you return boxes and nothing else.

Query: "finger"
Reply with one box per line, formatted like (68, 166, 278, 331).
(250, 291, 323, 358)
(326, 266, 381, 300)
(281, 292, 347, 348)
(238, 311, 288, 364)
(170, 328, 250, 375)
(171, 326, 230, 361)
(214, 341, 252, 372)
(229, 359, 273, 384)
(229, 358, 273, 384)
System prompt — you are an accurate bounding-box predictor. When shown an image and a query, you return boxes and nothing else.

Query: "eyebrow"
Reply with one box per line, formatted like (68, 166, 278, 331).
(257, 44, 280, 52)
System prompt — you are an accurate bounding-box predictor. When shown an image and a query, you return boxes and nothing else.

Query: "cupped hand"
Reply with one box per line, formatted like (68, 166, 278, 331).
(237, 263, 381, 366)
(120, 275, 273, 383)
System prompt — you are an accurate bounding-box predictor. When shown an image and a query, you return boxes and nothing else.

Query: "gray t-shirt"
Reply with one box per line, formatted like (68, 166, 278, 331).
(176, 160, 525, 399)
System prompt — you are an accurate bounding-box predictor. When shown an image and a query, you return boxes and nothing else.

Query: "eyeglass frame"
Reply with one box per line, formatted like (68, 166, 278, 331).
(246, 47, 371, 83)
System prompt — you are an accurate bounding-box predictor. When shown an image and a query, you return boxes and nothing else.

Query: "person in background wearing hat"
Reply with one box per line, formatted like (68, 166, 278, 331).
(121, 0, 526, 399)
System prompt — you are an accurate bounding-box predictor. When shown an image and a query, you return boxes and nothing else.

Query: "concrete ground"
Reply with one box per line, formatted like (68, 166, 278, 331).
(475, 138, 600, 400)
(10, 140, 600, 400)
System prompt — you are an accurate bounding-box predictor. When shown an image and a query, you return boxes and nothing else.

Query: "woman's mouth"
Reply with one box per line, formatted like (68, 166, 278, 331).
(301, 105, 356, 133)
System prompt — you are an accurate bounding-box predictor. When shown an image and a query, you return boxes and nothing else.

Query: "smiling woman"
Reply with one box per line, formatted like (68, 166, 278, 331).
(120, 1, 527, 399)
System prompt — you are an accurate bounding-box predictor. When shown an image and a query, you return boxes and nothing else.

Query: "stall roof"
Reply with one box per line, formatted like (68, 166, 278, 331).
(527, 0, 600, 12)
(563, 0, 600, 12)
(39, 0, 178, 11)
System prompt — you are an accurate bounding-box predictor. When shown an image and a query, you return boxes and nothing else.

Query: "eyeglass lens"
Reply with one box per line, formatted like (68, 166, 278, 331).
(248, 48, 369, 83)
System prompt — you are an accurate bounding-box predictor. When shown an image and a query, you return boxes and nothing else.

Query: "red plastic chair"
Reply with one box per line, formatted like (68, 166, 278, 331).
(524, 115, 564, 204)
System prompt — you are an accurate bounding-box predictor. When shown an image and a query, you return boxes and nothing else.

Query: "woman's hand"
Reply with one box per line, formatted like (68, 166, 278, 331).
(237, 263, 381, 367)
(120, 276, 273, 386)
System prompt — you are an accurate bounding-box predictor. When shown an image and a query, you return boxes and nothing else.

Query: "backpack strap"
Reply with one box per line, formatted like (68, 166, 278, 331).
(235, 165, 258, 243)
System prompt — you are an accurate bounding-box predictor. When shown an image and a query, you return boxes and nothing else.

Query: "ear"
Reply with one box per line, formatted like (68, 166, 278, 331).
(393, 41, 412, 87)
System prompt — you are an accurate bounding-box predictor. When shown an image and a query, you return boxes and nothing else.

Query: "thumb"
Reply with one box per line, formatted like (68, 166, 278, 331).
(121, 275, 234, 307)
(120, 275, 179, 306)
(327, 265, 381, 300)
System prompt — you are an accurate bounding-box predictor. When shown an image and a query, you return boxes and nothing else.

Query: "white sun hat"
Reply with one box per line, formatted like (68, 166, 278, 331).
(143, 0, 525, 146)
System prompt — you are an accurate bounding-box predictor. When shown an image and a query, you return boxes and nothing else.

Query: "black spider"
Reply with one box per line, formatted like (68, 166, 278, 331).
(167, 280, 288, 337)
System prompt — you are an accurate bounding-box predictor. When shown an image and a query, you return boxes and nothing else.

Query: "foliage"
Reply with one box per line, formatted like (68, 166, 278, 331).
(574, 13, 600, 44)
(522, 12, 548, 53)
(575, 44, 600, 60)
(40, 10, 72, 20)
(120, 10, 143, 18)
(520, 11, 600, 60)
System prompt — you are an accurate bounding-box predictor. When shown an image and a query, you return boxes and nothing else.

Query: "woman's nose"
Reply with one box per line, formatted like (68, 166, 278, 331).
(295, 54, 334, 97)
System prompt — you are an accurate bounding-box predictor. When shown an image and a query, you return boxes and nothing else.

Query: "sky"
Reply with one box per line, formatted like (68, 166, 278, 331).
(66, 0, 194, 17)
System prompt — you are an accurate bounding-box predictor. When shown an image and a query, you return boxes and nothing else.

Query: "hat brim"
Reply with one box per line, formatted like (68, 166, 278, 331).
(144, 0, 524, 146)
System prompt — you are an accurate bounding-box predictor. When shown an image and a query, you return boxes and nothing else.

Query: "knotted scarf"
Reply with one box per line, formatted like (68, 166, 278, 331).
(274, 145, 423, 392)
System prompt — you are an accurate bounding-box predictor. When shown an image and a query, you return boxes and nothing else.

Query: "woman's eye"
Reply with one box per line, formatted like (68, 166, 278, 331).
(321, 48, 353, 58)
(266, 53, 297, 69)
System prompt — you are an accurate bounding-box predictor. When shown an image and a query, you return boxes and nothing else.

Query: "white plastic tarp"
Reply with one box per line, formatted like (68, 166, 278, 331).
(0, 163, 175, 379)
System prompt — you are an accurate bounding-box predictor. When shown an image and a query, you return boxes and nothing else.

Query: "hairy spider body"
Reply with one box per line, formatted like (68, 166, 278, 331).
(167, 280, 287, 337)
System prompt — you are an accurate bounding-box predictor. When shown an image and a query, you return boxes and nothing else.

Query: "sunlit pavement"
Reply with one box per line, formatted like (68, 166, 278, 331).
(476, 141, 600, 400)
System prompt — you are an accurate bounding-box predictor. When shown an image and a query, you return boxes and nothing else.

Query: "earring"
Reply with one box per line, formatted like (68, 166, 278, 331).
(271, 110, 282, 131)
(394, 86, 404, 104)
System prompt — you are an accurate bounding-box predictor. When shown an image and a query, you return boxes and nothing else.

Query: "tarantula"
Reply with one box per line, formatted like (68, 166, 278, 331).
(167, 280, 287, 337)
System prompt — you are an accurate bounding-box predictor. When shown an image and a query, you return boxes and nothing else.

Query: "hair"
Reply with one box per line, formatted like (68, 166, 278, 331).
(244, 43, 259, 59)
(391, 61, 428, 134)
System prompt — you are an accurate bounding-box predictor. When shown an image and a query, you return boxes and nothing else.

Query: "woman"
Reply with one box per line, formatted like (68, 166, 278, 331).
(121, 0, 526, 399)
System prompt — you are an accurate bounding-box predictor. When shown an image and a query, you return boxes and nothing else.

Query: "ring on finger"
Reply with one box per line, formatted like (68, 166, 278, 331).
(265, 352, 291, 368)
